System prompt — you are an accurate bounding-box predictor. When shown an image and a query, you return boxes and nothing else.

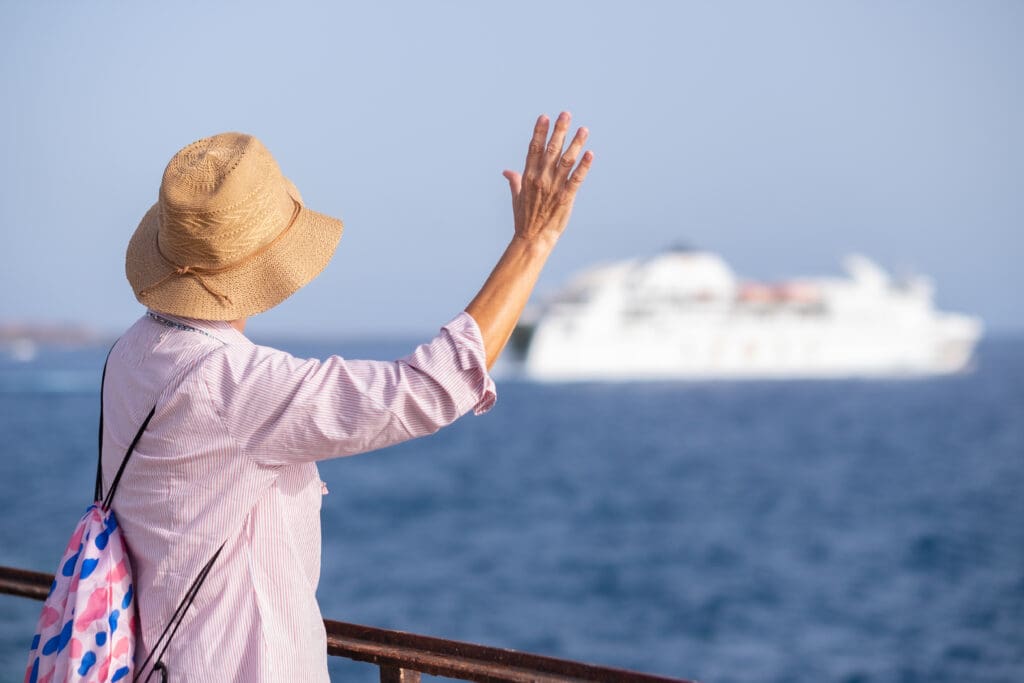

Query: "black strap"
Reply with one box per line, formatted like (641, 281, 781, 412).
(94, 349, 112, 502)
(102, 406, 156, 511)
(95, 345, 158, 510)
(137, 544, 225, 682)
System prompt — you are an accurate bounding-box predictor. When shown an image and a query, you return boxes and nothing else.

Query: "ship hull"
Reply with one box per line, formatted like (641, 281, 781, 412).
(523, 313, 982, 381)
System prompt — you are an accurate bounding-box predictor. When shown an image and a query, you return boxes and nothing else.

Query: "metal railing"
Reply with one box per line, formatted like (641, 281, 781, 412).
(1, 565, 694, 683)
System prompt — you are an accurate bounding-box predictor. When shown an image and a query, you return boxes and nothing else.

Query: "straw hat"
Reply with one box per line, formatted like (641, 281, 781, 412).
(126, 132, 344, 320)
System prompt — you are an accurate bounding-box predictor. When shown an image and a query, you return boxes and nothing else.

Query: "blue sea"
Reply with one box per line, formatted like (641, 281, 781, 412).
(0, 335, 1022, 683)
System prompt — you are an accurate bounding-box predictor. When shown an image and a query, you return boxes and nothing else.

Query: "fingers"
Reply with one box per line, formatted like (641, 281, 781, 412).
(559, 126, 589, 175)
(519, 111, 592, 195)
(502, 169, 522, 199)
(545, 111, 571, 159)
(566, 150, 594, 192)
(524, 114, 550, 178)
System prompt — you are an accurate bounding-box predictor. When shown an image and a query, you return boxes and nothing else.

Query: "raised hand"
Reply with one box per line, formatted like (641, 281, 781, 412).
(503, 111, 593, 244)
(466, 112, 594, 368)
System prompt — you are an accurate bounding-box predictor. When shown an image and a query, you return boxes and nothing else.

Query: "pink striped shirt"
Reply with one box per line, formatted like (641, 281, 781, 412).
(100, 311, 495, 682)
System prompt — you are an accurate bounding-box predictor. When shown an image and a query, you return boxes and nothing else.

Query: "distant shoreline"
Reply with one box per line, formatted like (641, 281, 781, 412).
(0, 322, 105, 346)
(2, 320, 1022, 351)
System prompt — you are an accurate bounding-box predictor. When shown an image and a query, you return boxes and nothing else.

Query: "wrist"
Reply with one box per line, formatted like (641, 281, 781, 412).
(511, 230, 560, 257)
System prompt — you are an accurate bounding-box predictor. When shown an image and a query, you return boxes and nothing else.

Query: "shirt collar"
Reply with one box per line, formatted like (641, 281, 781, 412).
(146, 310, 252, 347)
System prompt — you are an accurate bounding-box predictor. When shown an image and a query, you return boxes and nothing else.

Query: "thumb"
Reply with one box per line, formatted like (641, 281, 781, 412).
(502, 170, 522, 200)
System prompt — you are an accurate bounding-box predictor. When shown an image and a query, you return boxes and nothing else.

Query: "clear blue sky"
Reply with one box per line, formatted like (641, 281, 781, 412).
(1, 1, 1021, 336)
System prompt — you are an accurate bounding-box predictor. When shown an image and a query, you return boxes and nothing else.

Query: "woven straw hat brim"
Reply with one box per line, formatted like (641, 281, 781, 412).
(126, 199, 343, 321)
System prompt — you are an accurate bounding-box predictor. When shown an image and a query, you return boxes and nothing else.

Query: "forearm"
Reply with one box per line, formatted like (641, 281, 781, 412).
(465, 233, 558, 369)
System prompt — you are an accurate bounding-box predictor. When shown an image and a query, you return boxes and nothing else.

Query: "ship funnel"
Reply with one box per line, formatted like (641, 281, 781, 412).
(843, 254, 890, 289)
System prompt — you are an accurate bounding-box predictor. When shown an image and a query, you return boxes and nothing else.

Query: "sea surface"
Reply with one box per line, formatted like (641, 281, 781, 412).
(0, 335, 1021, 683)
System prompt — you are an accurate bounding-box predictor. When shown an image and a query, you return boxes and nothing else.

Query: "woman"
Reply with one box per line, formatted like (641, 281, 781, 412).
(104, 113, 591, 681)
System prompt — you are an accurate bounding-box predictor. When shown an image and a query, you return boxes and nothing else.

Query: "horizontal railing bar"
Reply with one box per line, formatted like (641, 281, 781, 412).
(0, 565, 693, 683)
(0, 566, 52, 601)
(326, 622, 691, 683)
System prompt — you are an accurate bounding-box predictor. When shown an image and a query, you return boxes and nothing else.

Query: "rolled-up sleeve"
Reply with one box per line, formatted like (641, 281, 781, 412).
(407, 311, 496, 418)
(202, 312, 496, 466)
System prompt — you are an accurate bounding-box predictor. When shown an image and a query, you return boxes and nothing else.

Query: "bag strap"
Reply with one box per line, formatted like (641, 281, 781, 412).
(137, 544, 225, 683)
(94, 349, 112, 502)
(102, 407, 157, 511)
(94, 346, 157, 510)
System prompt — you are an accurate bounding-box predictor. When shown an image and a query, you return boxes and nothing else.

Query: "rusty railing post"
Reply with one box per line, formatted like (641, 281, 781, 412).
(379, 664, 421, 683)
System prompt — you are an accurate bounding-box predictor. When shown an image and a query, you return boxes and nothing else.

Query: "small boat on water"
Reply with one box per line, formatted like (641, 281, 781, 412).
(510, 248, 982, 381)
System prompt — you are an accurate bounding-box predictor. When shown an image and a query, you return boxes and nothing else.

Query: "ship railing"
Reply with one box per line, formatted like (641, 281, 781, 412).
(0, 564, 694, 683)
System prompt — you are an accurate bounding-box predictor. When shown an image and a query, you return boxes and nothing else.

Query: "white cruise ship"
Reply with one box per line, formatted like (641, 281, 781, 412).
(510, 249, 982, 381)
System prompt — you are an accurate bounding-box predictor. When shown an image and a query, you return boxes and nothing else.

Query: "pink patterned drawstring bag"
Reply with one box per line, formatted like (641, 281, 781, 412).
(25, 356, 154, 683)
(25, 501, 138, 683)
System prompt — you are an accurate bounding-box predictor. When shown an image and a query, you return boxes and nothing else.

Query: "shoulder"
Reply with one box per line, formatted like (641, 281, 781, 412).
(196, 339, 324, 400)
